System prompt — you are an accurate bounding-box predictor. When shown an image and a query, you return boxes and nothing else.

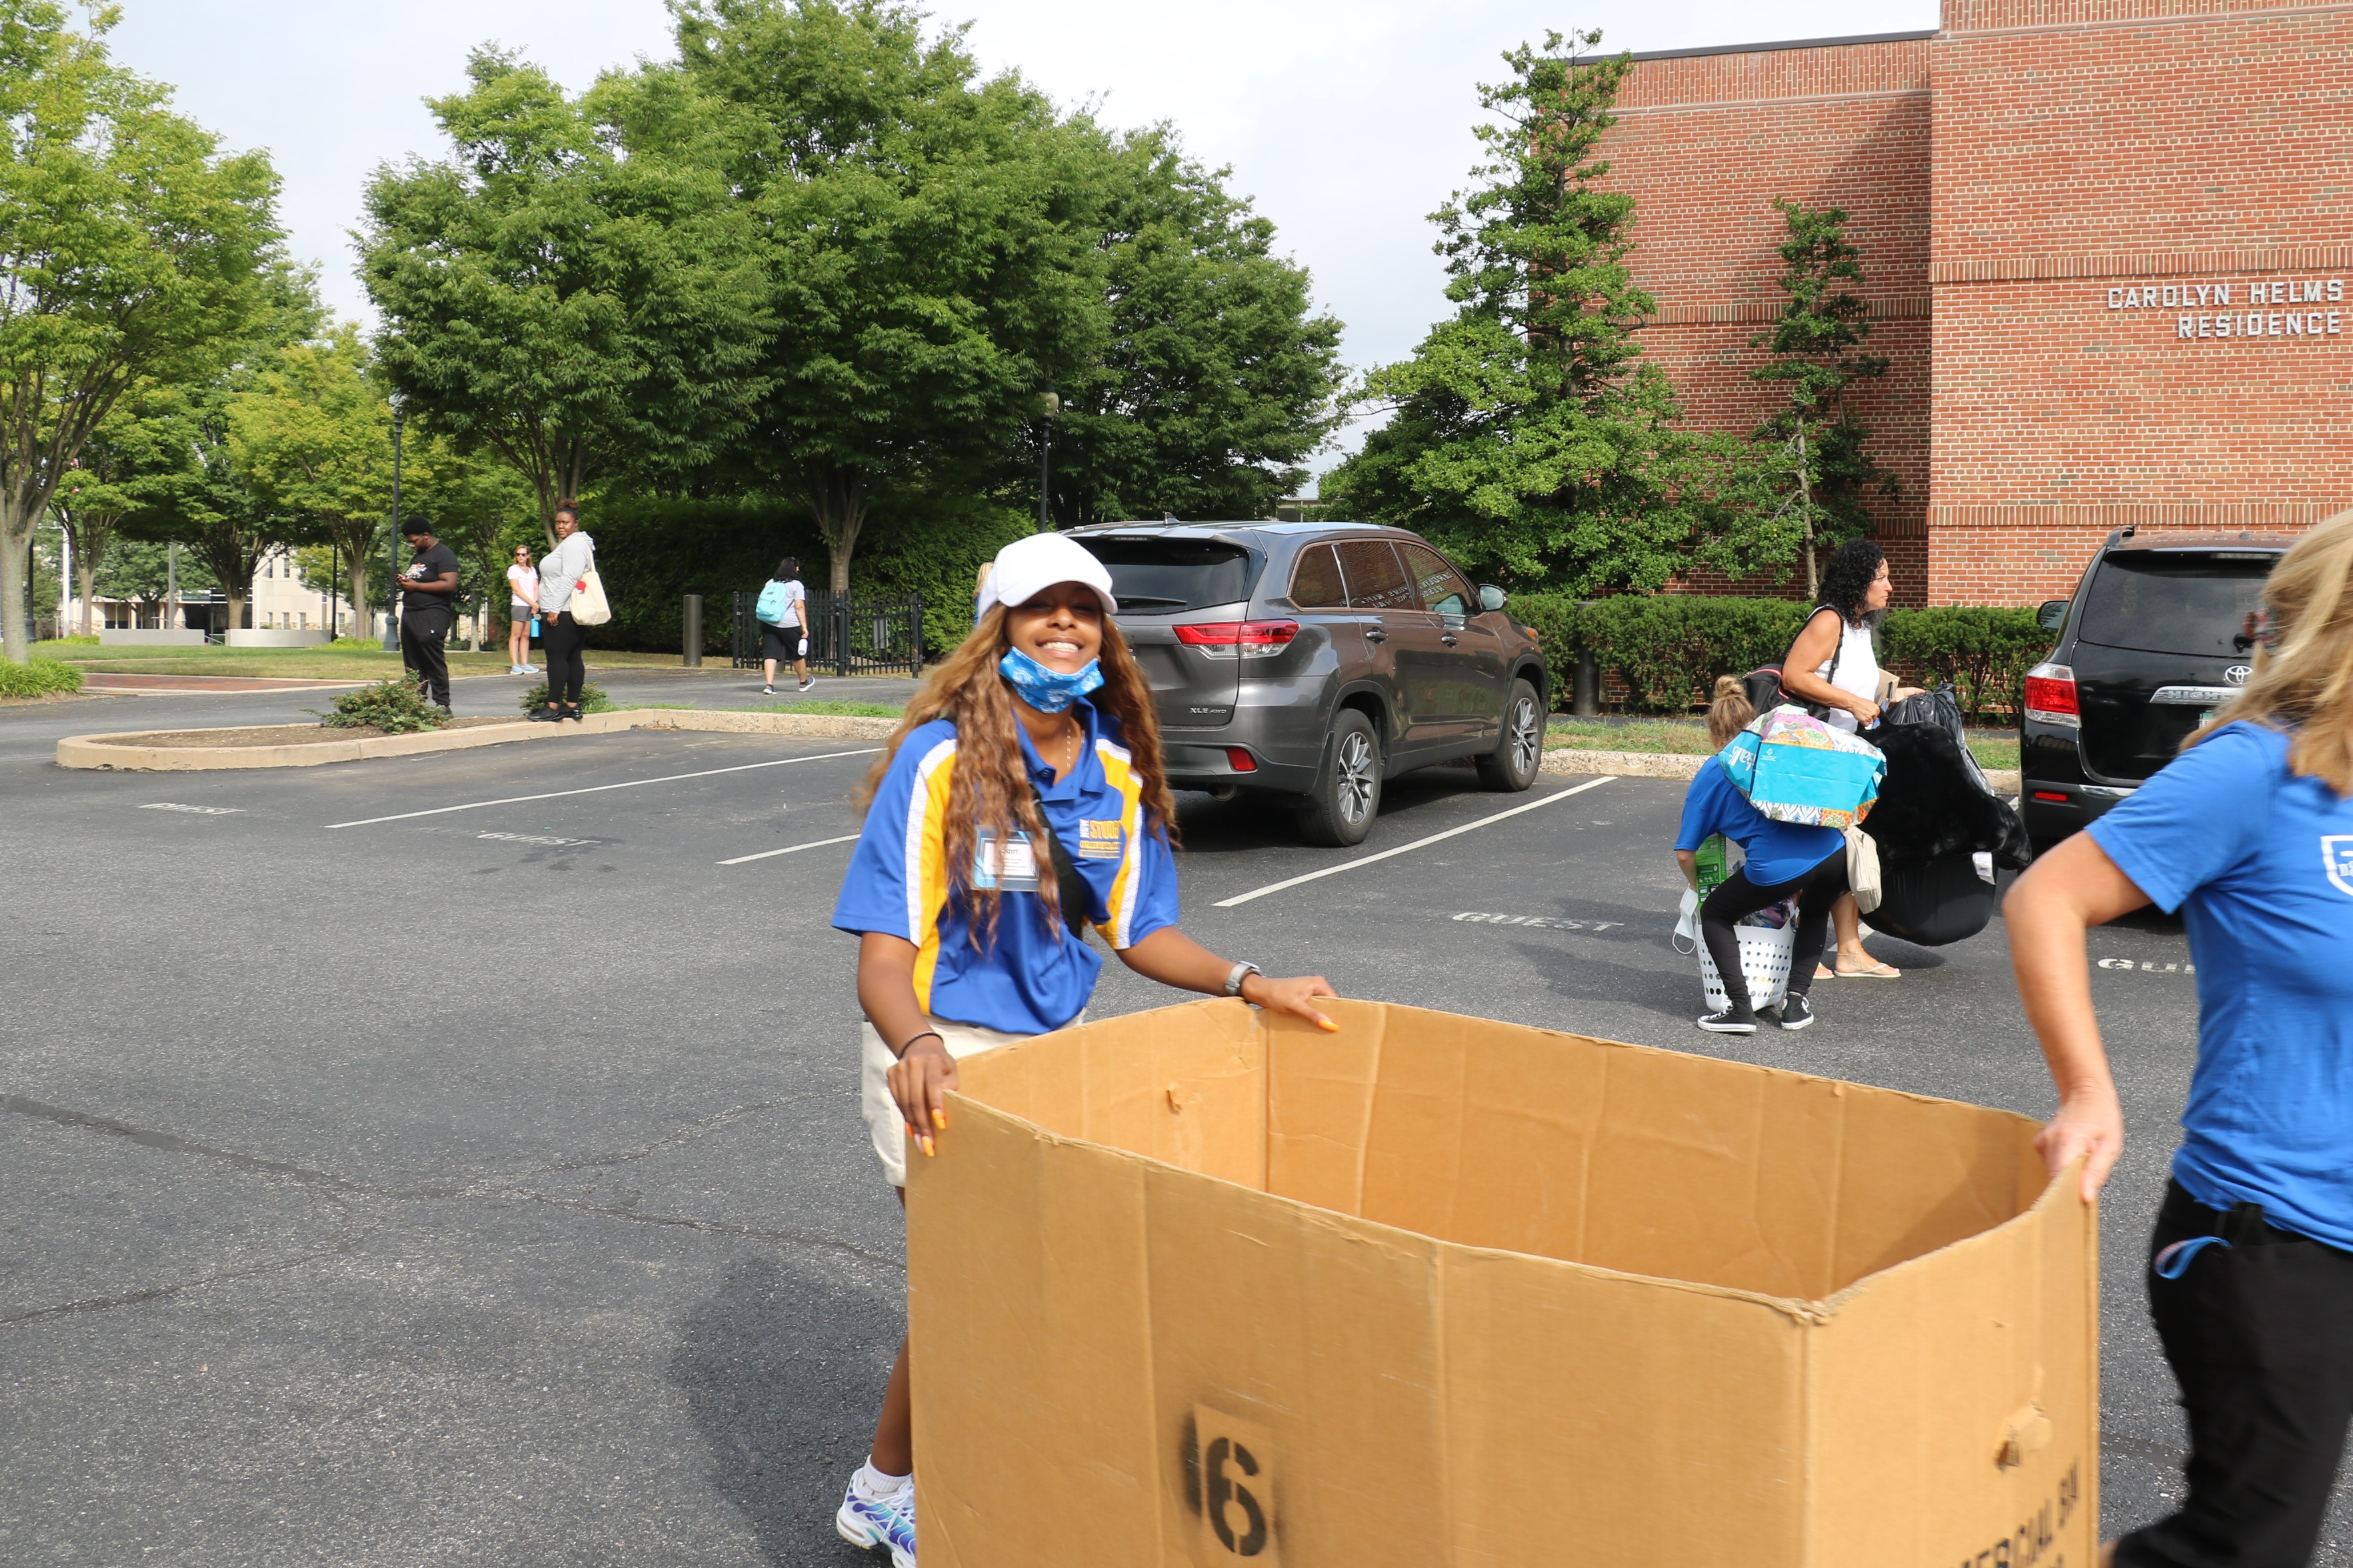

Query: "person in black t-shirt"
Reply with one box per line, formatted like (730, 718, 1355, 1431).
(399, 525, 461, 711)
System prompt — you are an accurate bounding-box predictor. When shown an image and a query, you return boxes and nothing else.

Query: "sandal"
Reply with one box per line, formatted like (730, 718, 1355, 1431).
(1832, 958, 1902, 979)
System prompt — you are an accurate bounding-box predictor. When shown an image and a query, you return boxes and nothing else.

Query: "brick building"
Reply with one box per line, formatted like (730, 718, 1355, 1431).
(1603, 0, 2352, 606)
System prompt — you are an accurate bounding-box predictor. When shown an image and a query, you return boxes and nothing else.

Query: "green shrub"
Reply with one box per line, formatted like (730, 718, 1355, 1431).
(0, 656, 85, 697)
(1506, 592, 1581, 698)
(318, 677, 449, 732)
(519, 681, 614, 714)
(329, 636, 382, 650)
(1881, 606, 2051, 721)
(35, 634, 99, 649)
(1579, 596, 1811, 713)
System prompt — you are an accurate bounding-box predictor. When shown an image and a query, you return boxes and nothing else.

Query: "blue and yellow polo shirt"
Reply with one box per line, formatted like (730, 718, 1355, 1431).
(831, 700, 1180, 1036)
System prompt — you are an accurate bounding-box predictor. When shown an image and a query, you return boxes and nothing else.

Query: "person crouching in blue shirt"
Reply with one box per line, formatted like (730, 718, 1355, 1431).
(2008, 511, 2353, 1568)
(1673, 676, 1852, 1034)
(828, 531, 1340, 1567)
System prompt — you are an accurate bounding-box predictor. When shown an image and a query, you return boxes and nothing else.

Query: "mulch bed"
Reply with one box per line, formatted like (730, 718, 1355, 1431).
(93, 716, 522, 749)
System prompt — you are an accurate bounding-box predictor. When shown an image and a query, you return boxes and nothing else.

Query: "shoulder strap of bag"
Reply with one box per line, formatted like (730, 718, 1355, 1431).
(1018, 772, 1093, 939)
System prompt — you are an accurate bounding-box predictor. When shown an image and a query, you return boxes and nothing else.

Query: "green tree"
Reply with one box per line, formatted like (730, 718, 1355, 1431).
(671, 0, 1105, 589)
(1037, 129, 1344, 526)
(53, 384, 185, 634)
(1324, 31, 1748, 594)
(360, 47, 771, 544)
(1747, 199, 1894, 597)
(91, 536, 211, 626)
(0, 2, 281, 662)
(227, 327, 421, 619)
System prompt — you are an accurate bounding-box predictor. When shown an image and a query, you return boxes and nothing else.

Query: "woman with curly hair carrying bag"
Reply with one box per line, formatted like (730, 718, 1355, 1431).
(827, 532, 1340, 1567)
(2009, 510, 2353, 1568)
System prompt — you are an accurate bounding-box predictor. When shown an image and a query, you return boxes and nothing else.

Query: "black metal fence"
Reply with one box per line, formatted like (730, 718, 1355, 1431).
(733, 589, 925, 678)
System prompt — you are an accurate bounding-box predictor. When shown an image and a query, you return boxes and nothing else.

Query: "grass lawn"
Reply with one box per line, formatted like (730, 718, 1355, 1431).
(35, 641, 699, 680)
(1546, 716, 2020, 771)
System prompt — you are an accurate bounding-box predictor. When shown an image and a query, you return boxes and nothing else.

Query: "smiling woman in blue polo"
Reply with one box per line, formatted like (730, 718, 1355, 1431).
(2007, 509, 2353, 1568)
(824, 530, 1340, 1568)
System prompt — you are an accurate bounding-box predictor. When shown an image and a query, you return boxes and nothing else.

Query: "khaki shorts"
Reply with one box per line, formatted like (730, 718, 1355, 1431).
(861, 1016, 1033, 1188)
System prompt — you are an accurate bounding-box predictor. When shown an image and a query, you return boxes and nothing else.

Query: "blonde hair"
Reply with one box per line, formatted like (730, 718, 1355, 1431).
(855, 604, 1175, 947)
(1706, 674, 1756, 749)
(2188, 508, 2353, 792)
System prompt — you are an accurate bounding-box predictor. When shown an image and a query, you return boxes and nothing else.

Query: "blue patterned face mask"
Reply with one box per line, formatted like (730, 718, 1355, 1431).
(999, 646, 1103, 713)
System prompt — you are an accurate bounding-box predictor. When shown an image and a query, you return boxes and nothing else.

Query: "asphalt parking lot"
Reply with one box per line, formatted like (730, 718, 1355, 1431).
(3, 668, 2345, 1565)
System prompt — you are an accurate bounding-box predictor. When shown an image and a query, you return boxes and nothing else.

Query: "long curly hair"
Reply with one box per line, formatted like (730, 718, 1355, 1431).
(854, 604, 1176, 948)
(2189, 508, 2353, 792)
(1818, 538, 1887, 625)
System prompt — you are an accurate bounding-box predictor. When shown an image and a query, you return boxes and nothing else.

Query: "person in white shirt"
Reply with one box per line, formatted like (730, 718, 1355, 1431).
(505, 546, 539, 675)
(757, 556, 811, 695)
(1781, 539, 1924, 979)
(530, 503, 595, 722)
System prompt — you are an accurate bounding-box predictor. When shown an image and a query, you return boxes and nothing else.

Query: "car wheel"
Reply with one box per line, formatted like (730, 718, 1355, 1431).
(1296, 709, 1382, 847)
(1474, 679, 1543, 792)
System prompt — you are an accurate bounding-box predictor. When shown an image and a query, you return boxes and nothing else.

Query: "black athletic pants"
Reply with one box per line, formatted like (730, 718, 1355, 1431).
(2114, 1179, 2353, 1568)
(1699, 853, 1848, 1012)
(541, 611, 585, 706)
(400, 608, 452, 707)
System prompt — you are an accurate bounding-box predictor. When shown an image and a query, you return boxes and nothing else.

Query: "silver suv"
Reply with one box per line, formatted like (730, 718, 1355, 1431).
(1068, 521, 1550, 846)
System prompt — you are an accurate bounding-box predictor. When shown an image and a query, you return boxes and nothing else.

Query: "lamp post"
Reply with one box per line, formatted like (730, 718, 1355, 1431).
(1038, 388, 1059, 532)
(381, 397, 405, 651)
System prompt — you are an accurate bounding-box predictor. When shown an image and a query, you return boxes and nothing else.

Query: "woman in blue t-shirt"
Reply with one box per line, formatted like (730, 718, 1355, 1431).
(1674, 678, 1850, 1034)
(827, 531, 1339, 1567)
(2008, 512, 2353, 1568)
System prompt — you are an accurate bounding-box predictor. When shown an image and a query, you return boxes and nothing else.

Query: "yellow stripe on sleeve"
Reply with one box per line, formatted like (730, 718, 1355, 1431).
(905, 738, 958, 1012)
(1095, 739, 1147, 950)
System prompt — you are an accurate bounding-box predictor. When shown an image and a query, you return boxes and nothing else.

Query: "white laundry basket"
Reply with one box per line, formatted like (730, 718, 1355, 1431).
(1695, 916, 1798, 1013)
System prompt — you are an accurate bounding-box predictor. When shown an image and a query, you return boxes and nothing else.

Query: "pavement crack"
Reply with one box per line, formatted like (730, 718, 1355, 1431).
(495, 1189, 898, 1268)
(1, 1212, 375, 1329)
(514, 1100, 777, 1179)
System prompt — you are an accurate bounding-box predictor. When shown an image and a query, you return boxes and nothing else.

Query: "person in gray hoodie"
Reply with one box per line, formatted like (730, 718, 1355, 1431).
(530, 502, 595, 722)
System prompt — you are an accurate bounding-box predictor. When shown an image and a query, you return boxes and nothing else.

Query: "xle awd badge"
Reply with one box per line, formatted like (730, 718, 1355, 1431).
(2325, 836, 2353, 899)
(2225, 664, 2252, 685)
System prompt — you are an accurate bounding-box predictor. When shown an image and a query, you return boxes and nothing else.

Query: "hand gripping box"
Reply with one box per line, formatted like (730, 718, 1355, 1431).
(907, 1000, 2096, 1568)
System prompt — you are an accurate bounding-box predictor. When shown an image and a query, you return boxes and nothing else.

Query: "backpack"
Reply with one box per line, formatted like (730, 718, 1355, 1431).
(755, 579, 795, 624)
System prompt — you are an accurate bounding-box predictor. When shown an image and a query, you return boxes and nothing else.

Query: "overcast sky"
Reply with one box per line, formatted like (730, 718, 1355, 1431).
(107, 0, 1935, 476)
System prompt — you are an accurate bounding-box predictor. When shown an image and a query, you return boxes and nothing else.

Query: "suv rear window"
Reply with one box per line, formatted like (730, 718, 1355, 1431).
(2077, 552, 2274, 657)
(1078, 538, 1255, 612)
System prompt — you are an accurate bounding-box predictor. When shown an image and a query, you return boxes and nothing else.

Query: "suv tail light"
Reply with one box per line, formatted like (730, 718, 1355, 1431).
(1175, 620, 1298, 659)
(2024, 662, 2080, 728)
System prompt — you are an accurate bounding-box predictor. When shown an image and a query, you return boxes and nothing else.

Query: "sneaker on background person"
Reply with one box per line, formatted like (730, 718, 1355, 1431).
(762, 684, 777, 696)
(1773, 994, 1816, 1030)
(797, 675, 815, 693)
(835, 1465, 916, 1568)
(1696, 1004, 1757, 1034)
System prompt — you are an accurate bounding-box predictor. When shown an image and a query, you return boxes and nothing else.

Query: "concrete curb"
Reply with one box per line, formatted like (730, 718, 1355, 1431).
(57, 708, 903, 772)
(1541, 746, 2023, 796)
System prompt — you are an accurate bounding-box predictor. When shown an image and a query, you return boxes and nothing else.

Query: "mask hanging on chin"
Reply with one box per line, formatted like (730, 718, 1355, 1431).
(999, 646, 1104, 714)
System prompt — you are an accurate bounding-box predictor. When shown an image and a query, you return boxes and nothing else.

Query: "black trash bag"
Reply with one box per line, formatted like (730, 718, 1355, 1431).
(1864, 717, 2032, 870)
(1862, 850, 1996, 946)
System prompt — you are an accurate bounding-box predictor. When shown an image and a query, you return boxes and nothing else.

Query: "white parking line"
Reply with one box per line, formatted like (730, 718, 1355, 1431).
(322, 748, 883, 830)
(1211, 776, 1616, 909)
(717, 834, 861, 866)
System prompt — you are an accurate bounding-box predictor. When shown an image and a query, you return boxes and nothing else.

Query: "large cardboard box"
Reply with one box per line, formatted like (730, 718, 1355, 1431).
(908, 1000, 2096, 1567)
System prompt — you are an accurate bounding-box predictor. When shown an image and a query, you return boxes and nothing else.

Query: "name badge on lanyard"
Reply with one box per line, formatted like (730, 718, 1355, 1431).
(973, 830, 1042, 892)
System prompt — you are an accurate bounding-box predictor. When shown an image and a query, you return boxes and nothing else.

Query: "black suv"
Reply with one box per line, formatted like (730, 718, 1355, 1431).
(2020, 530, 2285, 851)
(1067, 521, 1551, 846)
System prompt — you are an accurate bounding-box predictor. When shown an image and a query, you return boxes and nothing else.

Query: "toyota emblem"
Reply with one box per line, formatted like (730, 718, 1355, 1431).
(2224, 665, 2252, 686)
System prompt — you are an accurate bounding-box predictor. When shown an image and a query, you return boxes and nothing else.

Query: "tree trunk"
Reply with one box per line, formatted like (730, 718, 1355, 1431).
(0, 529, 27, 663)
(76, 556, 95, 636)
(797, 464, 869, 595)
(1796, 423, 1818, 599)
(347, 555, 370, 642)
(225, 586, 247, 635)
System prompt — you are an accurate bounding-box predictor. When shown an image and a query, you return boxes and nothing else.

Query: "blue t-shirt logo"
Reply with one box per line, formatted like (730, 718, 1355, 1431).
(2325, 834, 2353, 898)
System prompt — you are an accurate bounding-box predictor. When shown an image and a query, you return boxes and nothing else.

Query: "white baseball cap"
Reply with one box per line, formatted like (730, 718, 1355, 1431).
(978, 531, 1119, 616)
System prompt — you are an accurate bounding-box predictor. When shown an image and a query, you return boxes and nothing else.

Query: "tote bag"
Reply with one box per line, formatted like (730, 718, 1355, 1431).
(570, 568, 612, 626)
(1716, 706, 1886, 830)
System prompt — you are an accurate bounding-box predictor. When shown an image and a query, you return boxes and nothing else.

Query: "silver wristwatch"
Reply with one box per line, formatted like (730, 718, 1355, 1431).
(1224, 961, 1263, 998)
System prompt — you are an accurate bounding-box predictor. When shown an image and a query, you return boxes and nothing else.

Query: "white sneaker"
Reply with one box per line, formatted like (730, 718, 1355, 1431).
(762, 685, 776, 696)
(797, 677, 815, 692)
(836, 1480, 916, 1567)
